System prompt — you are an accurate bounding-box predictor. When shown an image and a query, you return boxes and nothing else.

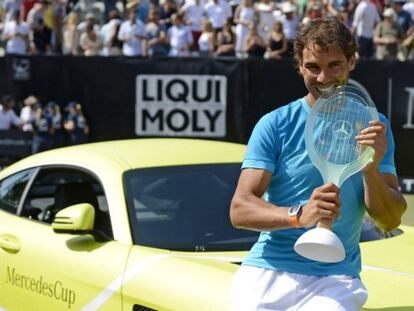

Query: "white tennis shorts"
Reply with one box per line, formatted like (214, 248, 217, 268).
(231, 266, 368, 311)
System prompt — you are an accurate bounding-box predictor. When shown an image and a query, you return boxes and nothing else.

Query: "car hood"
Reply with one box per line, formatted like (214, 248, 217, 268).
(360, 225, 414, 309)
(121, 247, 246, 311)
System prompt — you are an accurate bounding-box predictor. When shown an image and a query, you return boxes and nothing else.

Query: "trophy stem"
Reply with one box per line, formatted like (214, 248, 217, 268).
(317, 218, 333, 230)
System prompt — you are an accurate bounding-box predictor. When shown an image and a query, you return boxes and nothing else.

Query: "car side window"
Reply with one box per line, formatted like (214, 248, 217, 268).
(20, 167, 113, 239)
(0, 169, 35, 214)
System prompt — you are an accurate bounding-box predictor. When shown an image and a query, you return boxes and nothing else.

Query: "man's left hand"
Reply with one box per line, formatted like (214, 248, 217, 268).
(355, 120, 388, 173)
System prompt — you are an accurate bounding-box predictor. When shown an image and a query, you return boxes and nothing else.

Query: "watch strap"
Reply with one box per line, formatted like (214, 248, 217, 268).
(288, 204, 302, 228)
(290, 214, 300, 228)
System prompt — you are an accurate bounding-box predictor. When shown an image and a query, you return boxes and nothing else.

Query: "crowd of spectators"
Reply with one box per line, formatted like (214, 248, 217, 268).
(0, 0, 413, 59)
(0, 94, 89, 154)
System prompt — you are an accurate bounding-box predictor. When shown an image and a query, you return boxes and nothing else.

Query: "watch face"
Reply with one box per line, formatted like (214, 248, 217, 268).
(288, 205, 302, 216)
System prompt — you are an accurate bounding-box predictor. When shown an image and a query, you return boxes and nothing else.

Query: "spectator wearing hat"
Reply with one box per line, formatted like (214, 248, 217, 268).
(352, 0, 380, 58)
(0, 95, 20, 130)
(20, 95, 39, 132)
(77, 12, 101, 37)
(392, 0, 412, 34)
(63, 101, 90, 145)
(32, 102, 55, 154)
(374, 8, 404, 60)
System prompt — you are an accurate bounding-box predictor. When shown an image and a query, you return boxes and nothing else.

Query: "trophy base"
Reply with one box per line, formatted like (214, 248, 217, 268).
(294, 228, 346, 263)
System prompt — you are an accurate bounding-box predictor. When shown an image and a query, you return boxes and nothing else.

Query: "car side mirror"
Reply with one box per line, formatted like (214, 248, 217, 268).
(52, 203, 95, 233)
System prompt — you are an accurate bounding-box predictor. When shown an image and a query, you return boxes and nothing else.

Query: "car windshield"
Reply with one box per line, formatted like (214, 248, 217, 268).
(123, 163, 402, 252)
(124, 163, 260, 251)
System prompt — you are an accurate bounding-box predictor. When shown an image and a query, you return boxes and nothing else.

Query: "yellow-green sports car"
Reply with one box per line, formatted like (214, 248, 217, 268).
(0, 139, 412, 311)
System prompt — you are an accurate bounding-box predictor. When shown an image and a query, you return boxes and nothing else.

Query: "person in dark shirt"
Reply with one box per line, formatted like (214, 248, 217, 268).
(32, 17, 52, 54)
(32, 102, 54, 154)
(244, 23, 267, 58)
(392, 0, 412, 34)
(63, 101, 90, 145)
(145, 7, 169, 57)
(49, 102, 64, 148)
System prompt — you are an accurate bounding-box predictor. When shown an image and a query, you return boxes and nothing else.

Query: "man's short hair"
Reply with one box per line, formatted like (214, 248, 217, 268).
(2, 94, 14, 103)
(293, 17, 357, 67)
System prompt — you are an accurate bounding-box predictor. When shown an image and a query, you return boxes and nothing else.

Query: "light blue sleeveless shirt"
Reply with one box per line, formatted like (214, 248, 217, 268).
(242, 97, 396, 278)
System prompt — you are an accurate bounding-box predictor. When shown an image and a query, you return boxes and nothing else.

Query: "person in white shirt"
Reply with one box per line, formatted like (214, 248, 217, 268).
(181, 0, 204, 49)
(0, 95, 21, 130)
(255, 0, 276, 41)
(198, 18, 215, 56)
(62, 11, 80, 55)
(234, 0, 255, 56)
(352, 0, 380, 58)
(76, 13, 101, 36)
(1, 10, 30, 55)
(118, 6, 146, 56)
(167, 13, 193, 57)
(80, 21, 103, 56)
(204, 0, 232, 32)
(403, 0, 414, 20)
(20, 95, 38, 132)
(100, 10, 122, 56)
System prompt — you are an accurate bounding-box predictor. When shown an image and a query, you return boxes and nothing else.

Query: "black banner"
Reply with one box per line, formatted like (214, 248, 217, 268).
(0, 130, 32, 157)
(0, 56, 412, 179)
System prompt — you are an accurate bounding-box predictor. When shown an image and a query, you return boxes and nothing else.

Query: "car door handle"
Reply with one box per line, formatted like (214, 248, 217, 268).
(0, 234, 21, 253)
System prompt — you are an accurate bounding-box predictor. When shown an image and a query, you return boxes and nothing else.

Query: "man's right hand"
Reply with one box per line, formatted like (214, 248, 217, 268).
(299, 183, 341, 228)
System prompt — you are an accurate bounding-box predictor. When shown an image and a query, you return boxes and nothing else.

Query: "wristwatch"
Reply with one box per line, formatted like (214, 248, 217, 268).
(288, 204, 303, 228)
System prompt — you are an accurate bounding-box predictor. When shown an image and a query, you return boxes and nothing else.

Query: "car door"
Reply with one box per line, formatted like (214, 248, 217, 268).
(0, 166, 131, 311)
(0, 168, 36, 310)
